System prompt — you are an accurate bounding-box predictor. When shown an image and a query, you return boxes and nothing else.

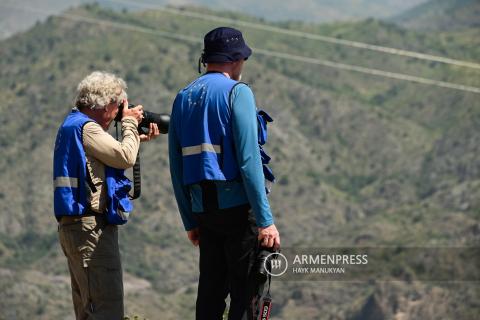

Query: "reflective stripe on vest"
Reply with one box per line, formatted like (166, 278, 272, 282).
(182, 143, 221, 156)
(53, 176, 79, 188)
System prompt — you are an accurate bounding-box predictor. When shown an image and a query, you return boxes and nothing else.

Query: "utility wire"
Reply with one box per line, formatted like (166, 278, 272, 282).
(254, 48, 480, 93)
(103, 0, 480, 70)
(1, 3, 480, 94)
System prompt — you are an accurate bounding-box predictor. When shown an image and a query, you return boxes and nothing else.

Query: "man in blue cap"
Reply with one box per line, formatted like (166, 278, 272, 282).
(169, 27, 281, 319)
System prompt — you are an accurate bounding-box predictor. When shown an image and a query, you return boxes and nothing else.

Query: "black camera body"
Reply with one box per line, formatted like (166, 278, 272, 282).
(253, 247, 278, 283)
(114, 103, 170, 134)
(249, 246, 278, 320)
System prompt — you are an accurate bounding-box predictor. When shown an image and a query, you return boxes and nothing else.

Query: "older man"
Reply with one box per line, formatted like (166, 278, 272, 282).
(169, 27, 281, 320)
(53, 71, 159, 319)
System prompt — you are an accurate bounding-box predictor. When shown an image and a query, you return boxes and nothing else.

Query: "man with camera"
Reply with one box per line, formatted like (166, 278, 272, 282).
(169, 27, 281, 320)
(53, 71, 159, 319)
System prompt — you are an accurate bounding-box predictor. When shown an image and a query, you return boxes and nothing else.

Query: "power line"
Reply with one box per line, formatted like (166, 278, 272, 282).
(103, 0, 480, 70)
(254, 49, 480, 93)
(1, 3, 480, 94)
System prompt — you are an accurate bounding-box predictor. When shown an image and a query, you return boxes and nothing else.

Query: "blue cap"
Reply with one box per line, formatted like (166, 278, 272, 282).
(201, 27, 252, 63)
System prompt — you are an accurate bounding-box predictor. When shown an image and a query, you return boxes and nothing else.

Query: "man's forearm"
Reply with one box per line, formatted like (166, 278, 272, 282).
(83, 117, 140, 169)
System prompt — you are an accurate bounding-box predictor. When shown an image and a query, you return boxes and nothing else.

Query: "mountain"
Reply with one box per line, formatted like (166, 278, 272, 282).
(392, 0, 480, 31)
(0, 3, 479, 319)
(0, 0, 84, 39)
(163, 0, 430, 22)
(0, 0, 430, 39)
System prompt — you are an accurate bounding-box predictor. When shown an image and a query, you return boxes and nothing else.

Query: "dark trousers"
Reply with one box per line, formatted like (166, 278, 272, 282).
(194, 205, 258, 320)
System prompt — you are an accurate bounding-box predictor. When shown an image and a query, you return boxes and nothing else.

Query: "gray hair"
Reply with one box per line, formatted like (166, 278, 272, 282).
(74, 71, 128, 110)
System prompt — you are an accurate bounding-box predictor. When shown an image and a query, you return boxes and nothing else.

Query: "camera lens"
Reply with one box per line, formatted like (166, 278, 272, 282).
(114, 104, 170, 134)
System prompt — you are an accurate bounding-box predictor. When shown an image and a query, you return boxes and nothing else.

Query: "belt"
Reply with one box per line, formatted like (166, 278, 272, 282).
(58, 210, 106, 225)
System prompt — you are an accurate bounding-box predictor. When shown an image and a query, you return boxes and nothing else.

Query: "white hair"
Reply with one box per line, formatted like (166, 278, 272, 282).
(74, 71, 128, 110)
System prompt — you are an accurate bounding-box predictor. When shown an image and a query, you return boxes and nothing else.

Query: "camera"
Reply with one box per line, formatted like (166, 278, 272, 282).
(252, 247, 278, 283)
(114, 103, 170, 134)
(249, 247, 278, 320)
(112, 103, 170, 200)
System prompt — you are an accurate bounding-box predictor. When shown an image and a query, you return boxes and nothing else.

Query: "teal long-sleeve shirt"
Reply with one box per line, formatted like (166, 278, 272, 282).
(168, 81, 274, 231)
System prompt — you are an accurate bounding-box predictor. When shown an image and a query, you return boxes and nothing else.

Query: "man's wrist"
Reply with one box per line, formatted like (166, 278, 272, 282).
(257, 219, 274, 228)
(121, 116, 138, 126)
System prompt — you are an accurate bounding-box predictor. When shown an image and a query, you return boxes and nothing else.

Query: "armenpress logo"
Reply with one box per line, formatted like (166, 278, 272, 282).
(264, 252, 288, 277)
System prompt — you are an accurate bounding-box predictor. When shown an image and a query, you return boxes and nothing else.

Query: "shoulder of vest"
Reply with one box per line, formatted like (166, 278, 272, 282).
(228, 82, 251, 110)
(232, 81, 249, 88)
(80, 120, 95, 135)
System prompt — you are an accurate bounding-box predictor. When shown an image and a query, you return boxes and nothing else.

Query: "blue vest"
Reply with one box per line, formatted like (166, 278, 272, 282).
(175, 73, 240, 185)
(53, 110, 132, 224)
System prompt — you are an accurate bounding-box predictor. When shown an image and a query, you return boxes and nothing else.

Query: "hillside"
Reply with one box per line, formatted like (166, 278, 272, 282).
(0, 4, 479, 319)
(392, 0, 480, 31)
(0, 0, 429, 39)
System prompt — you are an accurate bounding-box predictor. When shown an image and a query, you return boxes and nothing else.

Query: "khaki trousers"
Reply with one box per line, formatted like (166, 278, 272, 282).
(58, 215, 124, 320)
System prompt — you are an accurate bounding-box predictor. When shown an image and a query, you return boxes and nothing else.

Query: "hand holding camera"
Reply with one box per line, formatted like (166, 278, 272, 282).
(121, 101, 144, 123)
(139, 123, 160, 142)
(258, 224, 280, 250)
(115, 102, 170, 135)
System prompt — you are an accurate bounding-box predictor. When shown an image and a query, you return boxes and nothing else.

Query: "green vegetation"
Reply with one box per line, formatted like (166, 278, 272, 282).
(0, 0, 429, 40)
(0, 1, 478, 319)
(392, 0, 480, 31)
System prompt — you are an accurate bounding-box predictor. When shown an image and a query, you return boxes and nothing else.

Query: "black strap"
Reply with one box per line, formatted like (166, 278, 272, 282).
(115, 120, 119, 139)
(198, 53, 206, 73)
(266, 272, 272, 295)
(81, 121, 97, 194)
(228, 81, 248, 111)
(85, 163, 97, 193)
(130, 150, 141, 200)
